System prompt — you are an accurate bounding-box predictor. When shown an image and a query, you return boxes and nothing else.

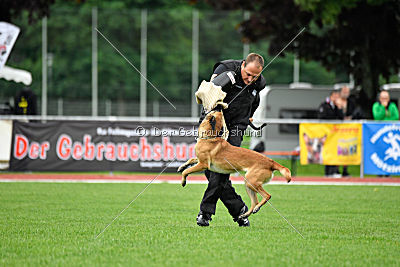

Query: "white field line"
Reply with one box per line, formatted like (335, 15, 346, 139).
(0, 179, 399, 186)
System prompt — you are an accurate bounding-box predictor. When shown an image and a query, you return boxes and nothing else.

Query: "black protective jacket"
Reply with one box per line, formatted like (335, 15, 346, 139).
(199, 59, 266, 130)
(318, 98, 344, 120)
(344, 97, 364, 119)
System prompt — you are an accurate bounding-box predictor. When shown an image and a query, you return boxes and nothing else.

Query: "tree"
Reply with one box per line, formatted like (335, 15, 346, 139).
(0, 0, 352, 116)
(0, 0, 56, 23)
(203, 0, 400, 117)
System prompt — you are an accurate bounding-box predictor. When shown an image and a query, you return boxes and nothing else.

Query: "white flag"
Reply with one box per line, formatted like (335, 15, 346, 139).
(0, 22, 20, 70)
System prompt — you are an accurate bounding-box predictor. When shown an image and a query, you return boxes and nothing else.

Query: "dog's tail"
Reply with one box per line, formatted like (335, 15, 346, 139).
(273, 162, 292, 183)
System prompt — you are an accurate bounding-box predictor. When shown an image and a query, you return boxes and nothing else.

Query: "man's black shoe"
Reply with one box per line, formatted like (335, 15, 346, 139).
(234, 205, 250, 227)
(196, 211, 212, 227)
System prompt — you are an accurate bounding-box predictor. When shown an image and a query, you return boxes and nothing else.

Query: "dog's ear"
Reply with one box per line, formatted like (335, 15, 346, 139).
(320, 135, 327, 144)
(209, 116, 216, 131)
(303, 133, 309, 143)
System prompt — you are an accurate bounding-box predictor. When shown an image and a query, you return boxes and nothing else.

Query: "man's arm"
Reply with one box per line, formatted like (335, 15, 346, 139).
(213, 64, 229, 76)
(388, 103, 399, 120)
(250, 93, 260, 118)
(337, 109, 344, 120)
(335, 106, 344, 120)
(249, 76, 266, 121)
(211, 64, 229, 83)
(334, 98, 344, 120)
(318, 104, 328, 119)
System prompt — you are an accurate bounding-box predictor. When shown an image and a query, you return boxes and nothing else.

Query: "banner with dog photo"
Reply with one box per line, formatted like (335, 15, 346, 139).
(299, 123, 362, 165)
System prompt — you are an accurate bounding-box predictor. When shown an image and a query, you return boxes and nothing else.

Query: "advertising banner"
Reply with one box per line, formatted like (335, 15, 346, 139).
(0, 120, 12, 161)
(300, 123, 362, 165)
(9, 120, 198, 172)
(363, 123, 400, 175)
(0, 22, 20, 70)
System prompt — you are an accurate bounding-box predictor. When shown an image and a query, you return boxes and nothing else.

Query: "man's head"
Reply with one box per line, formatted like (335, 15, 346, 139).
(379, 90, 390, 107)
(241, 53, 264, 85)
(330, 90, 340, 102)
(379, 90, 390, 102)
(340, 86, 350, 99)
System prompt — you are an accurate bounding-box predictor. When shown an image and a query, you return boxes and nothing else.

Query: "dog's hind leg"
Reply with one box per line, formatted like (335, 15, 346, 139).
(181, 162, 207, 187)
(252, 184, 271, 214)
(239, 184, 259, 219)
(177, 158, 198, 173)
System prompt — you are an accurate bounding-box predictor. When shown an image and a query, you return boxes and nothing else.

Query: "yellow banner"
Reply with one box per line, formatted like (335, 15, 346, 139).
(299, 123, 362, 165)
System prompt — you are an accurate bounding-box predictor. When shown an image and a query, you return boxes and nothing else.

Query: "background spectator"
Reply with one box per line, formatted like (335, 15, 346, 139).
(318, 90, 343, 177)
(14, 87, 37, 115)
(318, 91, 344, 120)
(338, 86, 359, 177)
(339, 86, 355, 120)
(339, 86, 364, 120)
(372, 91, 399, 121)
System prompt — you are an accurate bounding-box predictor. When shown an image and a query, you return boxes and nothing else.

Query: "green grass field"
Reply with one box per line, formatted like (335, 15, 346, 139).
(1, 182, 399, 266)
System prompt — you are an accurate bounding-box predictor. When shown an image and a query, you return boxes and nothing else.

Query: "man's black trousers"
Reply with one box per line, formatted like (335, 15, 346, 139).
(199, 129, 245, 218)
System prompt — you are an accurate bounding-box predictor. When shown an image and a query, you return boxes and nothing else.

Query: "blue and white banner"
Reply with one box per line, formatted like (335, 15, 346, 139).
(363, 123, 400, 175)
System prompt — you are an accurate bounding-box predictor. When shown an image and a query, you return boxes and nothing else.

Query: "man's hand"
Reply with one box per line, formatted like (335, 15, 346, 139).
(381, 100, 389, 108)
(379, 91, 390, 108)
(249, 118, 254, 123)
(335, 98, 344, 109)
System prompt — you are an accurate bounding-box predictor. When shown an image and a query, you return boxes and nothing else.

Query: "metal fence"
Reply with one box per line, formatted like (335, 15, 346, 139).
(0, 7, 343, 117)
(44, 99, 196, 117)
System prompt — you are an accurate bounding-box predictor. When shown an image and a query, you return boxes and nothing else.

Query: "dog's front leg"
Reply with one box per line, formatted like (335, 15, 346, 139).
(177, 158, 198, 173)
(181, 162, 207, 187)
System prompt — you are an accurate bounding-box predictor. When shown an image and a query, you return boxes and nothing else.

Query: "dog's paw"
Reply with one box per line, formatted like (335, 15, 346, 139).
(178, 163, 195, 173)
(181, 179, 187, 187)
(252, 207, 260, 214)
(177, 165, 186, 173)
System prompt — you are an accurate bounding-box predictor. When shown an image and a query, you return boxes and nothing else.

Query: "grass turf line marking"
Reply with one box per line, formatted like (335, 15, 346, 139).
(94, 160, 176, 239)
(266, 201, 305, 239)
(224, 157, 305, 239)
(227, 27, 306, 106)
(3, 179, 400, 186)
(95, 27, 176, 110)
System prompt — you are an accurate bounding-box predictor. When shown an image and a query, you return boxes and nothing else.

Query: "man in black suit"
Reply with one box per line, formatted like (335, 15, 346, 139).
(196, 53, 266, 227)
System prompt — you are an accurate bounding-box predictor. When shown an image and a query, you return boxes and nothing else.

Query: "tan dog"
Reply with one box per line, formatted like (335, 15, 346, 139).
(178, 110, 291, 219)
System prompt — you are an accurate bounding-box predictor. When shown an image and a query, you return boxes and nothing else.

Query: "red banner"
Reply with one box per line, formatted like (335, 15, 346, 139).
(10, 120, 198, 172)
